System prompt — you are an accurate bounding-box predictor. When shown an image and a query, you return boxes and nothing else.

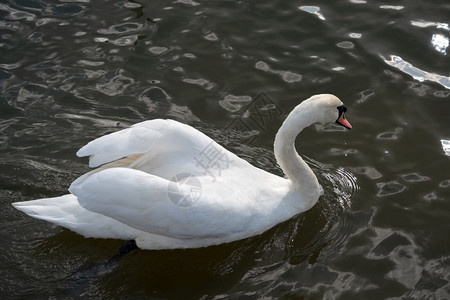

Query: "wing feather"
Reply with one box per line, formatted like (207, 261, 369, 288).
(69, 167, 237, 239)
(77, 119, 213, 168)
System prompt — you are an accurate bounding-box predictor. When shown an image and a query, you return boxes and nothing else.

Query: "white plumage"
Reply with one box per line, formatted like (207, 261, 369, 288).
(13, 94, 351, 250)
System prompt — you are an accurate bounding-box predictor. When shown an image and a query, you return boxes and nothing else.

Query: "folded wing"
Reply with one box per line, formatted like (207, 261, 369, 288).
(68, 167, 246, 240)
(77, 119, 214, 168)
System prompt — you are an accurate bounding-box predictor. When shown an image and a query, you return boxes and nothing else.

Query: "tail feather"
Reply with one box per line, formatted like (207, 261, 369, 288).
(12, 194, 141, 240)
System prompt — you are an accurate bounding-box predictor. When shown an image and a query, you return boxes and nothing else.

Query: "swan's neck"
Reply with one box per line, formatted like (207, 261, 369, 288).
(274, 105, 320, 205)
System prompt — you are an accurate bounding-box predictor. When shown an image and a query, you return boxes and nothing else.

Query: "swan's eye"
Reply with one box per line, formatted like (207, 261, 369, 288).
(337, 105, 347, 116)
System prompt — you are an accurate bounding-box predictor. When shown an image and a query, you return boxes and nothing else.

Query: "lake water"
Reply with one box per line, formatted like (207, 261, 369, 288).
(1, 0, 449, 299)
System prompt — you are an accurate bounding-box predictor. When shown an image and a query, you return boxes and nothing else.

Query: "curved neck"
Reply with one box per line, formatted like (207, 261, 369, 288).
(274, 105, 320, 203)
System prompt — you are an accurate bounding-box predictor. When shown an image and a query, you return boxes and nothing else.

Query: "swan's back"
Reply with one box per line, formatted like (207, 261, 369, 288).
(77, 119, 213, 168)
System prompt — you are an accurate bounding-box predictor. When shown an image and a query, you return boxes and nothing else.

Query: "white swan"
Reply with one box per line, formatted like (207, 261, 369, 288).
(13, 94, 352, 250)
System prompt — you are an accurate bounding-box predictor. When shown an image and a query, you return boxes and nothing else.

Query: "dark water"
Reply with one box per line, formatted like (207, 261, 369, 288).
(1, 0, 449, 298)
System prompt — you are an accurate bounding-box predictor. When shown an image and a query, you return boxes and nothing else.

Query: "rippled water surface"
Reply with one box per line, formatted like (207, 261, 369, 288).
(1, 0, 449, 298)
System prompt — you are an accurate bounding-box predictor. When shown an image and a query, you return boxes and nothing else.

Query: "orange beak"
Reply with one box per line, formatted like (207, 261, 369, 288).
(337, 113, 352, 130)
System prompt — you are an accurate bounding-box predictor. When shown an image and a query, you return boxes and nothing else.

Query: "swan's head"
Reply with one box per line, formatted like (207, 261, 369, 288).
(300, 94, 352, 130)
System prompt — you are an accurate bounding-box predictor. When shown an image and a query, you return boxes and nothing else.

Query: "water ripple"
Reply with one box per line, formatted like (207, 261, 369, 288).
(312, 158, 359, 209)
(376, 180, 406, 197)
(431, 34, 449, 55)
(95, 73, 136, 96)
(149, 46, 169, 55)
(299, 6, 325, 20)
(219, 94, 252, 113)
(97, 22, 144, 35)
(411, 20, 449, 31)
(441, 139, 450, 156)
(401, 173, 431, 183)
(175, 0, 200, 7)
(7, 0, 86, 17)
(275, 157, 360, 268)
(0, 3, 36, 21)
(348, 166, 383, 180)
(182, 77, 216, 90)
(255, 61, 302, 83)
(379, 5, 404, 11)
(376, 127, 403, 140)
(382, 55, 450, 89)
